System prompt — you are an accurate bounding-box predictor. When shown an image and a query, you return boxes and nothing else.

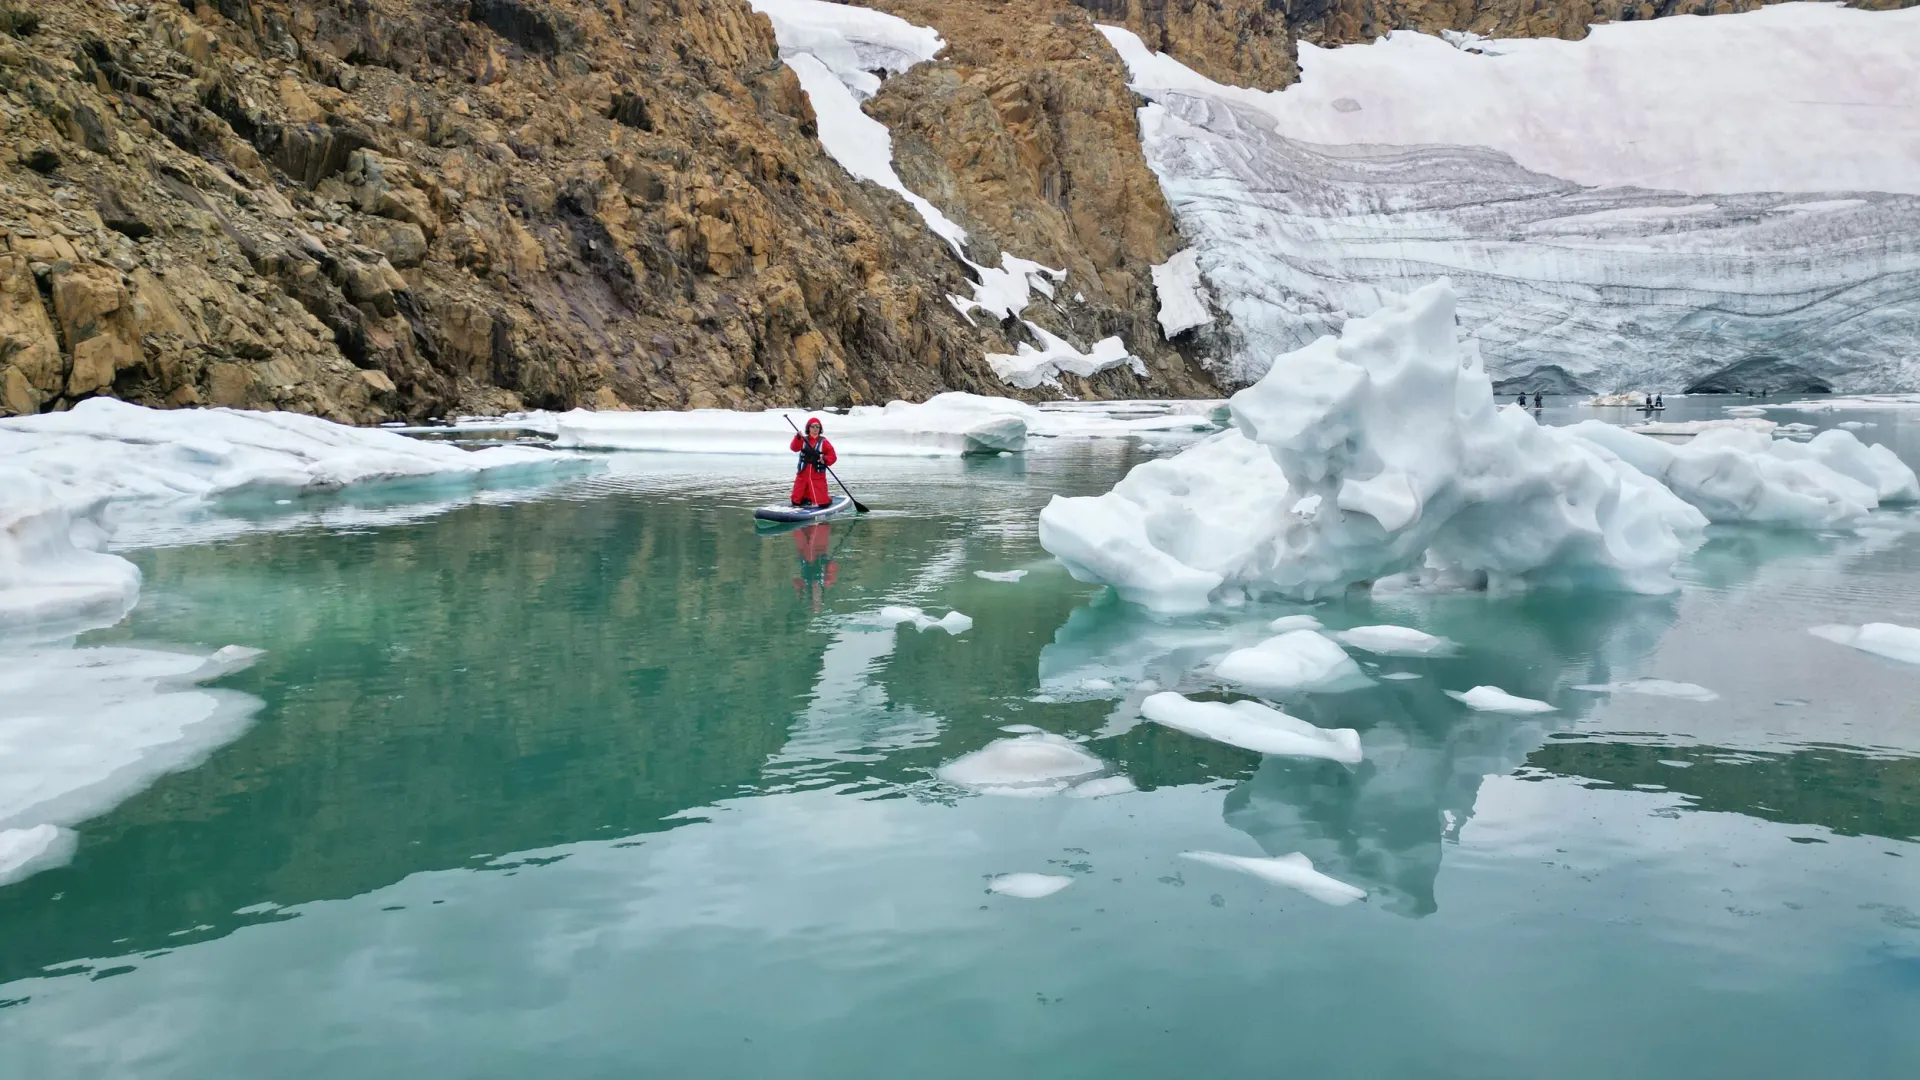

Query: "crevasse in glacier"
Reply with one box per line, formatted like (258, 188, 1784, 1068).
(1098, 6, 1920, 393)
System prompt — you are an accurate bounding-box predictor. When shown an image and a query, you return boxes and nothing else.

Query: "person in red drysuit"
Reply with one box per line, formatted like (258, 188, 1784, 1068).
(789, 416, 836, 507)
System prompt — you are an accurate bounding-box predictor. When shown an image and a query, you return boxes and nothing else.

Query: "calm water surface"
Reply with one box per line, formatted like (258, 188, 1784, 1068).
(3, 400, 1919, 1078)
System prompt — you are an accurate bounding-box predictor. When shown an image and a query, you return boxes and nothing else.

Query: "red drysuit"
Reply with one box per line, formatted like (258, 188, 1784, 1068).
(789, 422, 836, 506)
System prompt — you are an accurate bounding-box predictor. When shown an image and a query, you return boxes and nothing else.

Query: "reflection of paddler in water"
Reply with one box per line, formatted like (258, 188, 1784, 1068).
(791, 522, 839, 610)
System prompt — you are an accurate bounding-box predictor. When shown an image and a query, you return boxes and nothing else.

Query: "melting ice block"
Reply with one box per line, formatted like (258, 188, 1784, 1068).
(0, 824, 76, 887)
(1180, 850, 1367, 906)
(1335, 625, 1453, 657)
(988, 872, 1074, 898)
(938, 733, 1106, 796)
(1039, 282, 1710, 610)
(1214, 630, 1366, 694)
(974, 570, 1028, 583)
(1809, 623, 1920, 666)
(878, 605, 972, 634)
(1444, 686, 1556, 714)
(1065, 775, 1137, 799)
(1141, 692, 1361, 763)
(1266, 614, 1322, 633)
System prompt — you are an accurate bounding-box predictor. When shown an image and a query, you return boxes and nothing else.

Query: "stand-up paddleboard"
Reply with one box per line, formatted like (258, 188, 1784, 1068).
(754, 495, 852, 524)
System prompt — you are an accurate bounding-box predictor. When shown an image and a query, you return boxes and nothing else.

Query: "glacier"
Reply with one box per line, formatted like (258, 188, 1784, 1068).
(1098, 5, 1920, 393)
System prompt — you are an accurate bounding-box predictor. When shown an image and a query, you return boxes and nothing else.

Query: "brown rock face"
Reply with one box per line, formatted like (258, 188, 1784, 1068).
(862, 0, 1216, 396)
(2, 0, 1205, 422)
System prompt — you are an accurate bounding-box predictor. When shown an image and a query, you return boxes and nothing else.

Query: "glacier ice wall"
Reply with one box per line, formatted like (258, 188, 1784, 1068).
(1099, 7, 1920, 393)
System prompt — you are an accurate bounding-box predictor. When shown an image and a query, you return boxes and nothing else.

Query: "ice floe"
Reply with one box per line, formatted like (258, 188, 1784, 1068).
(1213, 630, 1367, 694)
(1041, 282, 1711, 608)
(1179, 850, 1367, 906)
(1572, 678, 1719, 702)
(877, 605, 973, 635)
(1140, 692, 1362, 763)
(1099, 8, 1920, 395)
(1808, 622, 1920, 666)
(974, 570, 1028, 583)
(1444, 686, 1556, 714)
(1567, 422, 1917, 528)
(937, 733, 1106, 796)
(0, 399, 589, 632)
(0, 642, 265, 884)
(988, 872, 1074, 898)
(1266, 614, 1322, 633)
(1151, 248, 1212, 338)
(1335, 625, 1454, 657)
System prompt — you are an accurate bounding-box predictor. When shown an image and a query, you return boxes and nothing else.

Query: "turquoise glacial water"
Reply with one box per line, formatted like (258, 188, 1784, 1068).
(2, 404, 1919, 1078)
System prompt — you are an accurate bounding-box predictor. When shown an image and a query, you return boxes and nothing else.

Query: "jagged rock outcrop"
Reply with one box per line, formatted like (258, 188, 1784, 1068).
(1, 0, 1217, 422)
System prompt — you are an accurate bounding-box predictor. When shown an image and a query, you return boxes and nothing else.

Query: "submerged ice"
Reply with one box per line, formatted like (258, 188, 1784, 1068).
(937, 733, 1106, 796)
(1179, 850, 1367, 907)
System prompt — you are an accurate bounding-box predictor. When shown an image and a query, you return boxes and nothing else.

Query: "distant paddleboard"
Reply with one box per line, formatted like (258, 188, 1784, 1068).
(754, 495, 851, 524)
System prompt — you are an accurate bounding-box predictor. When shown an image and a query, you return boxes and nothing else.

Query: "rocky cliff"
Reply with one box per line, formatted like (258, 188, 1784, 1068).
(0, 0, 1216, 423)
(1, 0, 1910, 422)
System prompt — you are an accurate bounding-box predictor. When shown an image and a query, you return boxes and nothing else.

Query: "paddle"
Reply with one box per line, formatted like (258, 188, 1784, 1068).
(783, 414, 870, 514)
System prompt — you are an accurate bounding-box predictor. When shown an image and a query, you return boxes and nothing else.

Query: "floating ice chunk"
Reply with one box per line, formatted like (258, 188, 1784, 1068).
(1808, 622, 1920, 665)
(988, 872, 1074, 898)
(938, 733, 1106, 794)
(1266, 614, 1322, 632)
(1065, 775, 1137, 799)
(877, 605, 972, 634)
(1140, 692, 1362, 763)
(998, 724, 1045, 734)
(0, 824, 76, 886)
(1151, 248, 1212, 338)
(1214, 630, 1367, 694)
(1725, 405, 1770, 417)
(974, 570, 1028, 582)
(1079, 678, 1115, 691)
(0, 642, 265, 884)
(1179, 850, 1367, 906)
(1572, 678, 1719, 701)
(1336, 625, 1453, 656)
(1038, 428, 1289, 612)
(1444, 686, 1556, 713)
(1836, 421, 1874, 430)
(0, 471, 141, 637)
(1379, 671, 1423, 681)
(987, 322, 1145, 390)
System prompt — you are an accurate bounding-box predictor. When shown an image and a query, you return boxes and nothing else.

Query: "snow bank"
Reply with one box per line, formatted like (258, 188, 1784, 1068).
(554, 397, 1027, 456)
(1099, 10, 1920, 394)
(0, 642, 264, 884)
(1140, 692, 1362, 763)
(1444, 685, 1555, 714)
(1809, 622, 1920, 665)
(878, 605, 972, 634)
(1039, 282, 1709, 610)
(937, 733, 1106, 796)
(1179, 850, 1367, 906)
(1213, 630, 1366, 694)
(987, 323, 1143, 390)
(1566, 421, 1917, 528)
(988, 872, 1073, 898)
(1151, 249, 1211, 338)
(0, 399, 589, 631)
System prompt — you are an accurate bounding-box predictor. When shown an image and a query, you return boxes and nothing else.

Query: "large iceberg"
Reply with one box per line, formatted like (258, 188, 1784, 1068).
(1039, 282, 1710, 611)
(1098, 6, 1920, 392)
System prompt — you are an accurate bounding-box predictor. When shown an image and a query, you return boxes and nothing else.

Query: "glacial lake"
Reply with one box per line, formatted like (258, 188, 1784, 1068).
(3, 397, 1919, 1078)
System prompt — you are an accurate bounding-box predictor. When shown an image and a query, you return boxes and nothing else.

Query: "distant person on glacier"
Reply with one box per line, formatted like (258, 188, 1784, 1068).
(1515, 394, 1527, 407)
(1533, 392, 1543, 410)
(790, 417, 837, 507)
(1654, 393, 1664, 408)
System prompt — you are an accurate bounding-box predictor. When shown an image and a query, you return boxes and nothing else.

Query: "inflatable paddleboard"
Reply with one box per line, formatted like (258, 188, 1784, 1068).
(754, 495, 851, 524)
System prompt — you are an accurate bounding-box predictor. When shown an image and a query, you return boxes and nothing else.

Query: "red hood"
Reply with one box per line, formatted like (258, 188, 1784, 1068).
(804, 416, 824, 434)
